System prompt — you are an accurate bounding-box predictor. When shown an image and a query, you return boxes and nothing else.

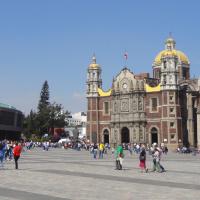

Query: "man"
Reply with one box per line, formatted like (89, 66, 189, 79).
(13, 143, 22, 169)
(99, 142, 105, 159)
(152, 147, 166, 172)
(115, 144, 124, 170)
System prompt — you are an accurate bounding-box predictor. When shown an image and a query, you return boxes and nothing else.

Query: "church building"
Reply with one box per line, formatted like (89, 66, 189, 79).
(86, 37, 200, 149)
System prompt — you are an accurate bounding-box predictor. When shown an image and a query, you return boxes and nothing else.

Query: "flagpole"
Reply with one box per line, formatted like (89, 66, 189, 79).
(124, 51, 128, 67)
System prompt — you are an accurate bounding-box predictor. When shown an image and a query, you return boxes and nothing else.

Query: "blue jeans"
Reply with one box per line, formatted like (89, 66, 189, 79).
(0, 156, 4, 167)
(99, 150, 103, 159)
(93, 150, 97, 159)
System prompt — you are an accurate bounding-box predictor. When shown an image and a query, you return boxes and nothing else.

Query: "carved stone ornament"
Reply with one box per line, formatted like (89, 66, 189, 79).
(121, 99, 129, 112)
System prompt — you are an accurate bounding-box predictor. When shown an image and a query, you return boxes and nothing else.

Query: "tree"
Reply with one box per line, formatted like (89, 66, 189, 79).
(23, 110, 39, 139)
(48, 103, 69, 136)
(38, 80, 49, 111)
(37, 80, 50, 136)
(22, 80, 70, 139)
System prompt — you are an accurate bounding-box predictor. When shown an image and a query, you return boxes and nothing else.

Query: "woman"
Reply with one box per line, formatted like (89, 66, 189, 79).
(13, 143, 22, 169)
(139, 148, 148, 173)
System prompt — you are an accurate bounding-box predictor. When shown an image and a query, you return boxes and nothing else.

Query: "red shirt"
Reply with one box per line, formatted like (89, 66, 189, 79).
(13, 145, 22, 156)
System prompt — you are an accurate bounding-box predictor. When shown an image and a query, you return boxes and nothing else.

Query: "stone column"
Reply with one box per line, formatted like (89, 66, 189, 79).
(135, 123, 140, 143)
(129, 124, 134, 144)
(197, 106, 200, 148)
(187, 93, 194, 146)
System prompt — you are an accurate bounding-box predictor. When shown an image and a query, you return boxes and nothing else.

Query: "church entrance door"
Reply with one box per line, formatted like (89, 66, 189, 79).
(103, 129, 109, 144)
(151, 127, 158, 144)
(121, 127, 130, 143)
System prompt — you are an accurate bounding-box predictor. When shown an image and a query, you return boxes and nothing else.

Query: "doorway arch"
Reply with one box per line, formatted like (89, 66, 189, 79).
(121, 127, 130, 143)
(103, 129, 109, 144)
(151, 127, 158, 144)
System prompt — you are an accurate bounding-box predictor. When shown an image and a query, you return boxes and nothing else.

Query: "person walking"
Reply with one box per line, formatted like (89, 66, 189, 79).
(13, 142, 22, 169)
(139, 148, 148, 173)
(151, 148, 166, 172)
(93, 143, 98, 159)
(99, 142, 104, 159)
(0, 142, 5, 168)
(115, 144, 124, 170)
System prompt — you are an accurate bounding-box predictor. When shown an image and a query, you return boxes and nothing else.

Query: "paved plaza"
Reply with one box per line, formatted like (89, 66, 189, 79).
(0, 148, 200, 200)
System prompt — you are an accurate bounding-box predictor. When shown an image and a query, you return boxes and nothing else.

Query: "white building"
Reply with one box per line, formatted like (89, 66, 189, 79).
(65, 112, 87, 138)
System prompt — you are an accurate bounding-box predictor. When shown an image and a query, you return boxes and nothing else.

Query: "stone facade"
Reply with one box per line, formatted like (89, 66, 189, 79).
(86, 38, 200, 149)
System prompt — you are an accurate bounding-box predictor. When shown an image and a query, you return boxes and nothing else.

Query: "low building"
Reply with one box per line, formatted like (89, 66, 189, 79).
(65, 112, 87, 138)
(0, 103, 23, 140)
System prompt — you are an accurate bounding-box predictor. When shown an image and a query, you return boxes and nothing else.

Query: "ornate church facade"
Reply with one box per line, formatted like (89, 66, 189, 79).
(86, 37, 200, 149)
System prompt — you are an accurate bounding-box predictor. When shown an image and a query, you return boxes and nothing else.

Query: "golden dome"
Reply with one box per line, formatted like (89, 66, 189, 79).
(89, 63, 100, 69)
(89, 55, 100, 69)
(154, 49, 189, 65)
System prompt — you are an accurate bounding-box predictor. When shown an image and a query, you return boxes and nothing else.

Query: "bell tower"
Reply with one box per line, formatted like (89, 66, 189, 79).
(86, 55, 102, 143)
(160, 37, 182, 149)
(160, 37, 179, 91)
(87, 55, 102, 97)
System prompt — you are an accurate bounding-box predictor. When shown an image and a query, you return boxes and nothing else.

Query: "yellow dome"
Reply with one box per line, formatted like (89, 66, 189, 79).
(89, 55, 100, 69)
(154, 49, 189, 65)
(89, 63, 100, 69)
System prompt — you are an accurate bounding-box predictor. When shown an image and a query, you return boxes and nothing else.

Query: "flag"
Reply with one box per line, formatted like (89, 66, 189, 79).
(124, 52, 128, 60)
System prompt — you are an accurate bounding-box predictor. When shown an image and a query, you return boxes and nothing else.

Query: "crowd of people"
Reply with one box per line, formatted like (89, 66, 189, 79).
(3, 138, 199, 173)
(0, 140, 22, 169)
(114, 143, 166, 173)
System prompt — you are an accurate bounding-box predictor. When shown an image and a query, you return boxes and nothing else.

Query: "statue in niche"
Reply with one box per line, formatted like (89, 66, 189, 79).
(133, 97, 137, 111)
(138, 97, 143, 110)
(114, 101, 118, 113)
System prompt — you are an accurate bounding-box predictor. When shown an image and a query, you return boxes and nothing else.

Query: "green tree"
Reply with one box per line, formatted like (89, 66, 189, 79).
(23, 110, 39, 139)
(22, 80, 70, 139)
(37, 80, 50, 136)
(38, 80, 49, 111)
(48, 103, 69, 136)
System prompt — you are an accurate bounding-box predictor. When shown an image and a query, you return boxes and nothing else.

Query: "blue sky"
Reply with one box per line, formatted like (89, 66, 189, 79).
(0, 1, 200, 115)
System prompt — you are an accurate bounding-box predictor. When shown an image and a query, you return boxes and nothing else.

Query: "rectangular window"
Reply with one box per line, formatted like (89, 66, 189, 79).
(169, 92, 174, 102)
(151, 98, 158, 112)
(170, 107, 174, 113)
(170, 122, 175, 128)
(104, 102, 109, 115)
(170, 134, 175, 140)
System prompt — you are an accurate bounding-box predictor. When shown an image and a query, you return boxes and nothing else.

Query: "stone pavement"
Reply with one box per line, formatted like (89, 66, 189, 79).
(0, 148, 200, 200)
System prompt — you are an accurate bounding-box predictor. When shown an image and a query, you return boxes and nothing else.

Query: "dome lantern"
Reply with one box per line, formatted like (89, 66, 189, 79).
(165, 36, 176, 50)
(89, 54, 100, 69)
